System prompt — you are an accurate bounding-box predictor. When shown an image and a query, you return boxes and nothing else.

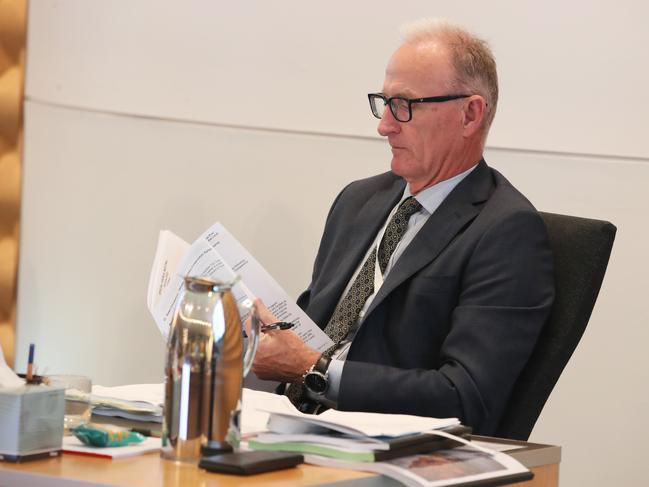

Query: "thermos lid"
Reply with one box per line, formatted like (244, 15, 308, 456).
(184, 276, 233, 293)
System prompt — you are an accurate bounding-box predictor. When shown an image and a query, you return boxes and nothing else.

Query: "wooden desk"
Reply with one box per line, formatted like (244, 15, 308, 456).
(0, 438, 560, 487)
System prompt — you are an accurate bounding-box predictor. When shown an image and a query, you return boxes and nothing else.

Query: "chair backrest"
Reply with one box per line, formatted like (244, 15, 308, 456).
(494, 212, 617, 440)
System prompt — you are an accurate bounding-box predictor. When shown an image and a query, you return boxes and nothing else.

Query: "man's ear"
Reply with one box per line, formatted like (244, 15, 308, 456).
(462, 96, 487, 137)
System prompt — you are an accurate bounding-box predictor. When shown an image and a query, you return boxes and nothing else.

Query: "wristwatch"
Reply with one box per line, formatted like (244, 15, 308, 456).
(303, 354, 331, 395)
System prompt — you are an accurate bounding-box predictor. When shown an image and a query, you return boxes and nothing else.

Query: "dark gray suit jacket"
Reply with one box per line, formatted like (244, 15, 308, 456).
(297, 160, 554, 435)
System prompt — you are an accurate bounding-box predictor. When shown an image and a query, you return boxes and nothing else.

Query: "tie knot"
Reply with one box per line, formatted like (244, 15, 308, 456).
(396, 196, 422, 221)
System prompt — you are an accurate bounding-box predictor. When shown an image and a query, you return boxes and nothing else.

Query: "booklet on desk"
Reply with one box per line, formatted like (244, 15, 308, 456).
(89, 414, 162, 437)
(249, 425, 471, 462)
(249, 402, 466, 462)
(261, 407, 460, 437)
(87, 384, 163, 436)
(246, 402, 531, 485)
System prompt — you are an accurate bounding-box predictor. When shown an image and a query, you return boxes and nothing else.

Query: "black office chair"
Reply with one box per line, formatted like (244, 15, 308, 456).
(494, 212, 617, 440)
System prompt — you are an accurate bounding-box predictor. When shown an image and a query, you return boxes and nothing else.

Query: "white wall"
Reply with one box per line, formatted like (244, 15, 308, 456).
(17, 1, 649, 485)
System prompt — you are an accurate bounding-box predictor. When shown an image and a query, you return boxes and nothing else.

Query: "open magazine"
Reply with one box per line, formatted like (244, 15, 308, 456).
(146, 222, 333, 353)
(305, 447, 531, 487)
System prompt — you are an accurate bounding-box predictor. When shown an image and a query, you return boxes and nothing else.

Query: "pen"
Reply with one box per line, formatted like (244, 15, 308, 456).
(26, 343, 35, 383)
(261, 321, 295, 332)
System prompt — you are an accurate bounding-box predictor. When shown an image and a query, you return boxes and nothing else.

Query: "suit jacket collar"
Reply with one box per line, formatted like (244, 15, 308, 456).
(364, 159, 493, 318)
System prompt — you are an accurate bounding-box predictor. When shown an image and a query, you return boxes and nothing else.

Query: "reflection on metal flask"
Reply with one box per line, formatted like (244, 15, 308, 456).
(161, 276, 260, 463)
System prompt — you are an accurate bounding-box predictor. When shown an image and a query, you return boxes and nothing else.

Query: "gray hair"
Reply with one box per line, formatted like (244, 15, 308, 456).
(400, 18, 499, 133)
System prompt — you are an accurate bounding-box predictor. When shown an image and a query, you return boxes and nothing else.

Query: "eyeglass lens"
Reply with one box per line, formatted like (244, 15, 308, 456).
(370, 96, 410, 122)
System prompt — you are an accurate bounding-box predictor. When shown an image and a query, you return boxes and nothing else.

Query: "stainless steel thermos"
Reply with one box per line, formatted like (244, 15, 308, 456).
(161, 276, 259, 462)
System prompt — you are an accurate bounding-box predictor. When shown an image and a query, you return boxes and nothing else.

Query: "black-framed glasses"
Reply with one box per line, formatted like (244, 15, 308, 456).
(368, 93, 471, 122)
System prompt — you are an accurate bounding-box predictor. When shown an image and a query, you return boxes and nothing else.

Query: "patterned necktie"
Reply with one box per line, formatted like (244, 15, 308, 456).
(286, 197, 422, 409)
(322, 196, 422, 357)
(377, 196, 423, 275)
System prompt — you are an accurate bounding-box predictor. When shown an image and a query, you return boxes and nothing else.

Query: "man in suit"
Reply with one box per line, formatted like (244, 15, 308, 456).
(252, 19, 554, 435)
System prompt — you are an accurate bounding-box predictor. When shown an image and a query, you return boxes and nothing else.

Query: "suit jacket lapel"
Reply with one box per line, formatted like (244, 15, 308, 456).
(364, 161, 494, 318)
(319, 177, 405, 320)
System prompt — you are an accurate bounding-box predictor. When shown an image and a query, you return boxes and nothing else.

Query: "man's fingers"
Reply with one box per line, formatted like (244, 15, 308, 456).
(254, 298, 279, 325)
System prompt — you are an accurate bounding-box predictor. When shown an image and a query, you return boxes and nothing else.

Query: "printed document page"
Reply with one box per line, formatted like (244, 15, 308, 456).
(241, 388, 297, 435)
(199, 223, 333, 352)
(148, 223, 333, 352)
(146, 230, 190, 311)
(263, 407, 459, 437)
(151, 236, 253, 339)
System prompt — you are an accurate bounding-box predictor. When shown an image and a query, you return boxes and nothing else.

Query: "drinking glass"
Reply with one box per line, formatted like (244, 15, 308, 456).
(47, 374, 92, 434)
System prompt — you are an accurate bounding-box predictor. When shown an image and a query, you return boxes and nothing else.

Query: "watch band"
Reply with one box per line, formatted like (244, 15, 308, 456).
(312, 354, 331, 375)
(303, 354, 331, 395)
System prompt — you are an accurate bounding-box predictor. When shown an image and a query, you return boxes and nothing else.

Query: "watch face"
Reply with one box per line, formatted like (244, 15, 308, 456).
(304, 372, 327, 394)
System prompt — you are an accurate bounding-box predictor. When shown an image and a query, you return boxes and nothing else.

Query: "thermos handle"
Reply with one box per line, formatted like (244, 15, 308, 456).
(242, 302, 261, 377)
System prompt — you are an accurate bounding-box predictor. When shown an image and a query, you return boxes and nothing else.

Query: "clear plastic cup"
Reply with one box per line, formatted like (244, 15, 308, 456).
(46, 374, 92, 434)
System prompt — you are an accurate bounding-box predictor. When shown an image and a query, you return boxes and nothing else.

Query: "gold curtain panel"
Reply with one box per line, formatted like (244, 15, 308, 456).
(0, 0, 27, 368)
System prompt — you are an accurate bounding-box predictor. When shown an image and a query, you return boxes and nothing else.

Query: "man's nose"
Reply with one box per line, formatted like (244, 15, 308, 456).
(377, 106, 401, 136)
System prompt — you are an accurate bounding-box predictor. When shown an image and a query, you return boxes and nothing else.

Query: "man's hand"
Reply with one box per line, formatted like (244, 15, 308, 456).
(250, 299, 321, 383)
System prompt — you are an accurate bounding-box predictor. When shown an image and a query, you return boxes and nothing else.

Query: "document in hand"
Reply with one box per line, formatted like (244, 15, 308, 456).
(146, 222, 333, 352)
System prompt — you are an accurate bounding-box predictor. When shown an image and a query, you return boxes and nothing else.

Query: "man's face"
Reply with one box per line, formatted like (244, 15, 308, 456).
(378, 42, 467, 193)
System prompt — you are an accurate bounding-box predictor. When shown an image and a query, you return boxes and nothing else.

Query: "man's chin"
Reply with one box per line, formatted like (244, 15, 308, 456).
(390, 158, 409, 178)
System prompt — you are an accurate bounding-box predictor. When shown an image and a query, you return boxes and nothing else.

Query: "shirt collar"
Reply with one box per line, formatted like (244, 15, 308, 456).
(402, 164, 479, 215)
